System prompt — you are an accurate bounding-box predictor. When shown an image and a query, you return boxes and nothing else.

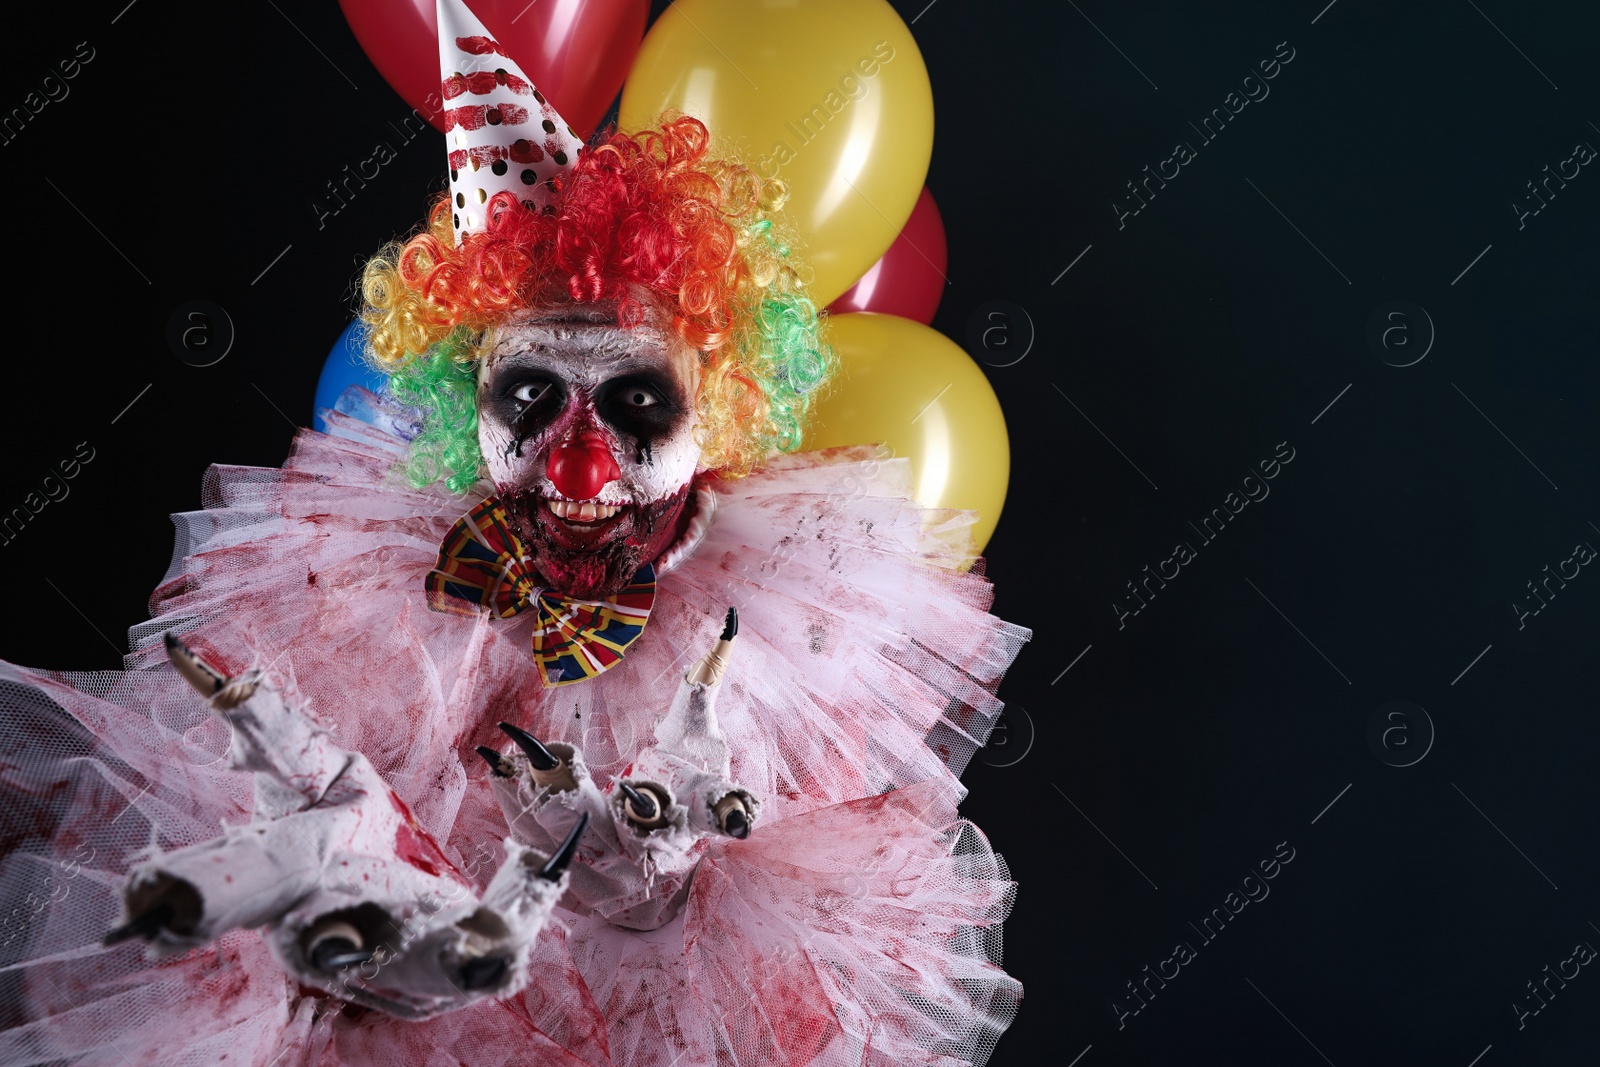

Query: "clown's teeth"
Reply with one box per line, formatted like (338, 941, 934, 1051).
(546, 500, 622, 522)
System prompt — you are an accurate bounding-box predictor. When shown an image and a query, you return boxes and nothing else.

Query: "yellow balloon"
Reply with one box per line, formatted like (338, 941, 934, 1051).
(620, 0, 933, 308)
(806, 313, 1010, 555)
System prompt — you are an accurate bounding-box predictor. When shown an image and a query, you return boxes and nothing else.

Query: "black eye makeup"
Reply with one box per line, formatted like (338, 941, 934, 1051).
(597, 373, 686, 440)
(484, 368, 565, 457)
(510, 380, 557, 405)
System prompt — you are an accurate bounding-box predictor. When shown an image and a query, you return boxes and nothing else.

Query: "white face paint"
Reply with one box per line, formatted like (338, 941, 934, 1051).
(477, 301, 703, 504)
(474, 296, 706, 598)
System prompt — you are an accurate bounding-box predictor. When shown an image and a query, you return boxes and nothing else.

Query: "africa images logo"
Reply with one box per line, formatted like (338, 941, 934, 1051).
(1112, 840, 1297, 1029)
(1111, 41, 1297, 230)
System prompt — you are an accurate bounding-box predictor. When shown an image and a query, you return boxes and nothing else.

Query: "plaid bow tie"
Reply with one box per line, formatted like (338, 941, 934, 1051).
(425, 496, 655, 687)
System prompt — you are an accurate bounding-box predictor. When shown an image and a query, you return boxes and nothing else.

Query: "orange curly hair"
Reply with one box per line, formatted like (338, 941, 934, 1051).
(361, 114, 832, 492)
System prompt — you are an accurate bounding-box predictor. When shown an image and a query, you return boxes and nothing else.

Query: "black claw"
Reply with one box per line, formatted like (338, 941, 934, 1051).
(460, 954, 510, 990)
(163, 632, 225, 694)
(619, 782, 659, 821)
(497, 722, 560, 771)
(720, 606, 738, 641)
(104, 901, 174, 946)
(311, 936, 374, 972)
(475, 745, 513, 778)
(722, 805, 750, 840)
(539, 812, 589, 881)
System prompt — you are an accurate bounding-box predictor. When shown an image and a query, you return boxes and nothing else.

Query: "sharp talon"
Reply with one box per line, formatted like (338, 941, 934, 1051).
(307, 920, 372, 972)
(460, 954, 510, 990)
(714, 794, 753, 839)
(475, 745, 514, 778)
(497, 722, 560, 771)
(539, 812, 589, 881)
(619, 782, 659, 822)
(163, 632, 226, 697)
(103, 901, 174, 946)
(311, 937, 374, 972)
(685, 609, 738, 687)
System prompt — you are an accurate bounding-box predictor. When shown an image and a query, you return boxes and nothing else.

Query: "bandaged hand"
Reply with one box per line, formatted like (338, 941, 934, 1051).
(479, 608, 759, 931)
(103, 635, 587, 1021)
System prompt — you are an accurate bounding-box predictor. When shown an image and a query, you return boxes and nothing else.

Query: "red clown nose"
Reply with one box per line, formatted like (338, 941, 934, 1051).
(547, 440, 621, 501)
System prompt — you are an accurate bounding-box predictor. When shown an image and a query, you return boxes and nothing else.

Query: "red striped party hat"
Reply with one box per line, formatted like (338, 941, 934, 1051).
(437, 0, 586, 242)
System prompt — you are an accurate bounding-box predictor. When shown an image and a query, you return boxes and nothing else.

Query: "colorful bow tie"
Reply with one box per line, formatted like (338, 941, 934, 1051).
(425, 496, 656, 687)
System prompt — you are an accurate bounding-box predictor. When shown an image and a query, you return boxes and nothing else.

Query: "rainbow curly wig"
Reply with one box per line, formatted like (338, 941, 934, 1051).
(360, 114, 834, 494)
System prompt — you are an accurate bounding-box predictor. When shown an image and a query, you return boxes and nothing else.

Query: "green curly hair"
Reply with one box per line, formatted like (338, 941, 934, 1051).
(360, 114, 835, 494)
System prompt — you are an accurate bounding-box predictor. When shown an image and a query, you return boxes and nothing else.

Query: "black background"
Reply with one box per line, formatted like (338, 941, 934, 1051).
(4, 1, 1599, 1064)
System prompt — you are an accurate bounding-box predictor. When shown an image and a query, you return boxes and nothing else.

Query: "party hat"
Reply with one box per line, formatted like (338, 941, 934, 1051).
(437, 0, 585, 242)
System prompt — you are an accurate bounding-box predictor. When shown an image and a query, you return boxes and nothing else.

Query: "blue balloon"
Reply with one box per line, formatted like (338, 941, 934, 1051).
(313, 319, 390, 431)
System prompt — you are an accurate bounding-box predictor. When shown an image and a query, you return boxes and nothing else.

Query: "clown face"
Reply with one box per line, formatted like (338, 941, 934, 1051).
(477, 297, 703, 598)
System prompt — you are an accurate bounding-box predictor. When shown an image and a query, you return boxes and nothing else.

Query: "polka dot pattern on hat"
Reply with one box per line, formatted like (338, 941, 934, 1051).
(437, 0, 584, 243)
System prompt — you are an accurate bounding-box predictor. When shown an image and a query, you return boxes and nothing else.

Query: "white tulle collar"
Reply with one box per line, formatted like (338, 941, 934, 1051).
(652, 483, 717, 576)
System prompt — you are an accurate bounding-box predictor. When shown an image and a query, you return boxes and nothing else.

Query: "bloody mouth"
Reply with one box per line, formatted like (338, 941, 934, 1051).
(500, 485, 692, 597)
(532, 497, 636, 551)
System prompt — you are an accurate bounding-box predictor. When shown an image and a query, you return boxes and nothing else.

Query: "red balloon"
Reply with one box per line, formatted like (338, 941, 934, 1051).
(338, 0, 650, 138)
(826, 186, 948, 325)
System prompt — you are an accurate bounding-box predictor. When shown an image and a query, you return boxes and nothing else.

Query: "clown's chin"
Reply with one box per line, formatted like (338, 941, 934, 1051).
(502, 485, 692, 599)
